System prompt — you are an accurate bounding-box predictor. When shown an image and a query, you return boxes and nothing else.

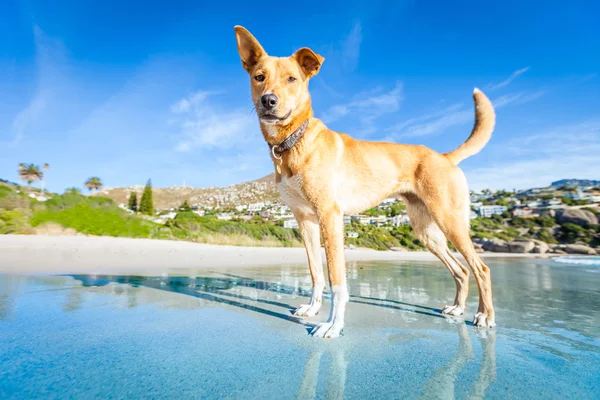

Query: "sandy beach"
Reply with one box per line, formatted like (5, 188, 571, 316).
(0, 234, 549, 274)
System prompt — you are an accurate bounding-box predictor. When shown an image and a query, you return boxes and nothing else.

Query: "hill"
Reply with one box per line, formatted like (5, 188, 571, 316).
(551, 179, 600, 188)
(94, 173, 279, 209)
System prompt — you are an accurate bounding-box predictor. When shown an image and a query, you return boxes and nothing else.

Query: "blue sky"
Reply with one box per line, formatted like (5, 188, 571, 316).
(1, 0, 599, 193)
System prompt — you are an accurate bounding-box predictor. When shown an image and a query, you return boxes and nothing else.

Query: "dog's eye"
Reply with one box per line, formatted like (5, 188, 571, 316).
(288, 76, 297, 83)
(254, 74, 265, 82)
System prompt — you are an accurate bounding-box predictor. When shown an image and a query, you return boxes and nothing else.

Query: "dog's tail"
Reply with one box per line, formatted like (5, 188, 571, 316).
(444, 88, 496, 165)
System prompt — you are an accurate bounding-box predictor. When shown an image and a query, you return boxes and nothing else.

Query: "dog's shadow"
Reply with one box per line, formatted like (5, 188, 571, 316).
(66, 272, 457, 335)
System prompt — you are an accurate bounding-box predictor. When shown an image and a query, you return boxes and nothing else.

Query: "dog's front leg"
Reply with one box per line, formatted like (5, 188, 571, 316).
(311, 206, 348, 339)
(293, 212, 325, 317)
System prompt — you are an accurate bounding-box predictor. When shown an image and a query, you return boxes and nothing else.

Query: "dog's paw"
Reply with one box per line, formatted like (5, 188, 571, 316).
(293, 303, 321, 317)
(310, 322, 343, 338)
(441, 304, 464, 316)
(473, 312, 496, 328)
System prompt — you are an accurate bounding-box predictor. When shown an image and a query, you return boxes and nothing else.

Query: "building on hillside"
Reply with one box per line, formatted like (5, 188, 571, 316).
(565, 191, 600, 203)
(274, 212, 294, 220)
(346, 231, 359, 238)
(539, 198, 564, 209)
(391, 214, 411, 226)
(193, 209, 206, 216)
(478, 205, 508, 218)
(512, 207, 538, 217)
(380, 197, 397, 205)
(235, 205, 248, 212)
(470, 210, 478, 219)
(368, 215, 388, 227)
(248, 202, 265, 211)
(471, 201, 483, 210)
(283, 219, 299, 229)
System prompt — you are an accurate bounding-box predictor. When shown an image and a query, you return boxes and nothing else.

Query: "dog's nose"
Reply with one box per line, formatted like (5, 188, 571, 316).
(260, 94, 278, 110)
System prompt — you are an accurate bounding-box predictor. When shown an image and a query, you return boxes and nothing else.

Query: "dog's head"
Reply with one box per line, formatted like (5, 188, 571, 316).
(234, 25, 324, 127)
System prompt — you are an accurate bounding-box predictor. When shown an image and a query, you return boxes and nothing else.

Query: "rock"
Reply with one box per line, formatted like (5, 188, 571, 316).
(508, 239, 536, 253)
(390, 247, 407, 252)
(564, 244, 597, 255)
(552, 249, 568, 254)
(532, 242, 550, 254)
(475, 247, 485, 253)
(556, 209, 599, 227)
(482, 239, 510, 252)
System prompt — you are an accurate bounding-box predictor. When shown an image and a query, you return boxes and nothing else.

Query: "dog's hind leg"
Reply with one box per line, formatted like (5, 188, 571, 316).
(293, 211, 325, 317)
(403, 195, 470, 316)
(416, 174, 496, 327)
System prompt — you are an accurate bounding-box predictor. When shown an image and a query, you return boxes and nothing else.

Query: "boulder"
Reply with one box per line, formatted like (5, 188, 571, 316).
(552, 249, 568, 254)
(564, 244, 597, 255)
(556, 209, 598, 227)
(508, 239, 536, 253)
(482, 239, 510, 253)
(531, 241, 550, 254)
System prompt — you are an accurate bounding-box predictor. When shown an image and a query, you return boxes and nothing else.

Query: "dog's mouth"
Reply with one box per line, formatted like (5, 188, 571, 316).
(259, 110, 292, 124)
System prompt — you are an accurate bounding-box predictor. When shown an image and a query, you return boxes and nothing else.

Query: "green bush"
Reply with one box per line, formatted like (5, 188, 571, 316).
(31, 202, 163, 238)
(0, 209, 31, 234)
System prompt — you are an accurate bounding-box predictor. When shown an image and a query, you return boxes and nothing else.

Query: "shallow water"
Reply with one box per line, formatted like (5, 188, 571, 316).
(1, 258, 599, 399)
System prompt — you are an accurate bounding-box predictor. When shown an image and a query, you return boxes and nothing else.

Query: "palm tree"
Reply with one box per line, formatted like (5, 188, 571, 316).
(18, 163, 43, 192)
(84, 177, 103, 194)
(40, 163, 50, 196)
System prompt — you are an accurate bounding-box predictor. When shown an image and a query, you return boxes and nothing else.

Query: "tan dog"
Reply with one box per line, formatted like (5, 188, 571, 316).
(234, 25, 497, 338)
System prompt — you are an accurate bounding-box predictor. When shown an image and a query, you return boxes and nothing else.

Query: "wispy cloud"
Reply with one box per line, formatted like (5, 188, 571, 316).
(465, 120, 600, 190)
(340, 22, 362, 73)
(487, 66, 530, 91)
(171, 90, 256, 152)
(7, 26, 65, 146)
(321, 82, 403, 134)
(388, 88, 546, 139)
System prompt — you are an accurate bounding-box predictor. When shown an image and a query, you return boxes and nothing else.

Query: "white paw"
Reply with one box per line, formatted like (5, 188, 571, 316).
(310, 322, 343, 338)
(441, 304, 465, 316)
(293, 303, 321, 317)
(473, 312, 496, 328)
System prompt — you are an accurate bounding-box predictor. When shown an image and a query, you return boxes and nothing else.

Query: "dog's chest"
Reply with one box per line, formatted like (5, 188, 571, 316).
(277, 174, 313, 213)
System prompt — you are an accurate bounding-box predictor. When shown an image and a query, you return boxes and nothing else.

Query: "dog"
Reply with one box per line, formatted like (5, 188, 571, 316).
(234, 25, 497, 338)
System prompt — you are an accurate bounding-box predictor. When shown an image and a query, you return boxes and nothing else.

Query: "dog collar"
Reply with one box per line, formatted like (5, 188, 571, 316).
(270, 120, 309, 157)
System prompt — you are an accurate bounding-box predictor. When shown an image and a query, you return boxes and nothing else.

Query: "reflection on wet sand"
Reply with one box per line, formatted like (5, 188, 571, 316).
(296, 346, 348, 400)
(419, 321, 496, 400)
(294, 320, 496, 400)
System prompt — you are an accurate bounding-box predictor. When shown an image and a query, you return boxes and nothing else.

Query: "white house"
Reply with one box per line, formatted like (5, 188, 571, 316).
(478, 205, 507, 218)
(392, 214, 411, 226)
(248, 202, 265, 211)
(283, 219, 299, 229)
(346, 231, 359, 238)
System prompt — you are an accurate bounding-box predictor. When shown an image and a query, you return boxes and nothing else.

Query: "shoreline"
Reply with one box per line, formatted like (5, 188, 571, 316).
(0, 234, 554, 274)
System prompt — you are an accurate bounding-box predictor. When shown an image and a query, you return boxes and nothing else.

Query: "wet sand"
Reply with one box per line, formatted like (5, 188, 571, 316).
(0, 234, 547, 274)
(1, 258, 598, 398)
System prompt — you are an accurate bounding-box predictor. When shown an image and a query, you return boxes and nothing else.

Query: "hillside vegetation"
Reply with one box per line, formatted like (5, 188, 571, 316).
(1, 180, 599, 253)
(0, 183, 301, 247)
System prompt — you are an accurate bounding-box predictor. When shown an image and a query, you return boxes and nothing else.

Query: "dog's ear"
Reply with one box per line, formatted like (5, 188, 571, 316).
(234, 26, 267, 73)
(293, 47, 325, 79)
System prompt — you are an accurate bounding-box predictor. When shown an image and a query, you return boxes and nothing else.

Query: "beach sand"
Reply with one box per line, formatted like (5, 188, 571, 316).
(0, 234, 549, 274)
